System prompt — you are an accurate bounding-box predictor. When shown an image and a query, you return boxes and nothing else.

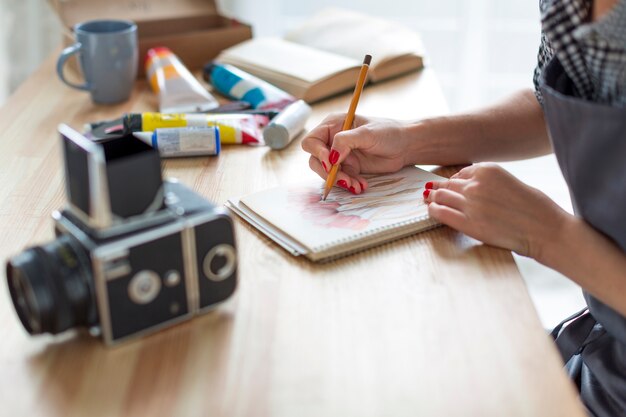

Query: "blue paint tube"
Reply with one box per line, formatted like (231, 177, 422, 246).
(203, 62, 296, 110)
(133, 127, 220, 158)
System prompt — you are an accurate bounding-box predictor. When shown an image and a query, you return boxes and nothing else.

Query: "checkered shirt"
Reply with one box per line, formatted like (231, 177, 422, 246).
(533, 0, 626, 106)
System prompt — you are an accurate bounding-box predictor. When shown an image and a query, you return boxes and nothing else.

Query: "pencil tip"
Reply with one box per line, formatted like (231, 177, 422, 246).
(364, 54, 372, 66)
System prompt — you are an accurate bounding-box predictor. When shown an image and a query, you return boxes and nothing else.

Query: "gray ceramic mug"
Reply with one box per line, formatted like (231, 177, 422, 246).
(57, 20, 138, 104)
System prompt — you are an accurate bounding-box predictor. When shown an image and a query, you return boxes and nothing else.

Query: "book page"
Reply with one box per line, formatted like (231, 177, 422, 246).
(217, 37, 360, 84)
(284, 8, 425, 66)
(239, 167, 444, 252)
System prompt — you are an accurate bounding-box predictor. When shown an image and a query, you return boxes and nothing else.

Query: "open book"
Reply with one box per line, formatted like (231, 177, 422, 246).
(215, 8, 425, 103)
(226, 167, 444, 262)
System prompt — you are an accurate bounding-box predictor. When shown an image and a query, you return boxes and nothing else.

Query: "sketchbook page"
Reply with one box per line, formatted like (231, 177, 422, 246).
(225, 198, 309, 256)
(284, 8, 425, 67)
(239, 167, 444, 253)
(216, 37, 360, 84)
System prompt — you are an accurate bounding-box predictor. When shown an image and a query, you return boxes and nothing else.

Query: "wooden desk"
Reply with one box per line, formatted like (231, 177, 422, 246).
(0, 55, 584, 417)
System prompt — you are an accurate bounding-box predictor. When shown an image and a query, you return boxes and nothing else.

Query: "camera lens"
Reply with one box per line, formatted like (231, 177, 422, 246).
(6, 235, 97, 335)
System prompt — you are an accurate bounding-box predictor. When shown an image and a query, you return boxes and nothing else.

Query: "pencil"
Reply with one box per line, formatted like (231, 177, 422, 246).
(322, 54, 372, 201)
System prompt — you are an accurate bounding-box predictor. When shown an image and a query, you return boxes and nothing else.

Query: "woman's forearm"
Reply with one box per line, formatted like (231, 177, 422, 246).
(405, 89, 552, 166)
(538, 214, 626, 318)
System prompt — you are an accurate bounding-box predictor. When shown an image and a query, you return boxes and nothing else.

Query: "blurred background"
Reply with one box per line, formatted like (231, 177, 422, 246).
(0, 0, 543, 112)
(0, 0, 585, 327)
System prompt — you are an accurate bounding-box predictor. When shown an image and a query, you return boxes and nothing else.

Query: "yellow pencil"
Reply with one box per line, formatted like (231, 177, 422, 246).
(322, 54, 372, 201)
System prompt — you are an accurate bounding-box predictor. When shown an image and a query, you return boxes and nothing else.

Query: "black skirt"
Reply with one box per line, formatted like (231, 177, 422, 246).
(552, 308, 626, 416)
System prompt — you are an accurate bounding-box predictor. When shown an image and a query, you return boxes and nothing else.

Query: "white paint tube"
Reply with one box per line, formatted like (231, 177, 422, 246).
(146, 47, 219, 113)
(262, 100, 312, 150)
(133, 127, 220, 158)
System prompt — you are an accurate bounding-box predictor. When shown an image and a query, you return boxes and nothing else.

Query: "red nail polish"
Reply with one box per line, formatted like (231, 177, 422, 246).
(349, 186, 356, 194)
(329, 149, 340, 165)
(425, 181, 433, 190)
(423, 189, 430, 198)
(337, 180, 348, 189)
(322, 161, 328, 172)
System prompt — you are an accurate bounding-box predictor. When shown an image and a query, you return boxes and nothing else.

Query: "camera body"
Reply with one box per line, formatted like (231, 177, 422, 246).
(53, 180, 237, 344)
(6, 125, 237, 345)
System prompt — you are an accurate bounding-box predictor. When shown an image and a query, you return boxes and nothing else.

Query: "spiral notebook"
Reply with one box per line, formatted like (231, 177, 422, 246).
(226, 167, 445, 262)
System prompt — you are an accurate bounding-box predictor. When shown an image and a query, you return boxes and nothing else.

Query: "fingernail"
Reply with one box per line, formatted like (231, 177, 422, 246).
(425, 182, 433, 190)
(322, 161, 328, 172)
(423, 189, 430, 199)
(349, 186, 357, 194)
(337, 180, 348, 189)
(329, 149, 340, 165)
(359, 181, 366, 191)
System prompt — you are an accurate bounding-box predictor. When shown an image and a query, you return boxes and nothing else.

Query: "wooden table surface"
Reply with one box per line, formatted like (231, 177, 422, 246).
(0, 54, 585, 417)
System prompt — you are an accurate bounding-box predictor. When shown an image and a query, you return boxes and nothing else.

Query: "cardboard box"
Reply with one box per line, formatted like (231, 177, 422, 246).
(49, 0, 253, 77)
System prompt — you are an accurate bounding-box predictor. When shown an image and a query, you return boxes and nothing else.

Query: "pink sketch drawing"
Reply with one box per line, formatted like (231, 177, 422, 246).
(288, 172, 428, 231)
(237, 166, 442, 252)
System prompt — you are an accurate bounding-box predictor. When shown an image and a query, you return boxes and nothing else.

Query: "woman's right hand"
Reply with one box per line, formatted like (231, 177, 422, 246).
(301, 113, 413, 194)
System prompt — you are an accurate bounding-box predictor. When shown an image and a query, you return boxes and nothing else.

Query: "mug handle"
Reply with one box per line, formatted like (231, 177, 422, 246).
(56, 43, 90, 91)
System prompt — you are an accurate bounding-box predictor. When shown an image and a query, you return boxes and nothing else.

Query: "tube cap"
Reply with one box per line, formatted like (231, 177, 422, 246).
(202, 61, 216, 83)
(263, 125, 290, 150)
(124, 114, 144, 133)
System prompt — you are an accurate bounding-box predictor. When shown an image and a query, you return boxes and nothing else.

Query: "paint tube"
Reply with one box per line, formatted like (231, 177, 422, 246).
(146, 47, 219, 113)
(263, 100, 312, 150)
(133, 127, 220, 157)
(203, 62, 296, 110)
(85, 107, 279, 140)
(124, 112, 268, 145)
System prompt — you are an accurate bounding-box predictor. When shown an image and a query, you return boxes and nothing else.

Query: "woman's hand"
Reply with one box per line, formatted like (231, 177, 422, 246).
(426, 163, 626, 318)
(423, 163, 569, 258)
(301, 113, 412, 194)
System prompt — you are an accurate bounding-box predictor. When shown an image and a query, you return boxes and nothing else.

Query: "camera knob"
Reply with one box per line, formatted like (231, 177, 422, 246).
(128, 270, 161, 304)
(203, 244, 236, 282)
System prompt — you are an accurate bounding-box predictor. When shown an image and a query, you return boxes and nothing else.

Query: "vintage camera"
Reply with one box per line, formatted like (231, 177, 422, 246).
(6, 125, 237, 345)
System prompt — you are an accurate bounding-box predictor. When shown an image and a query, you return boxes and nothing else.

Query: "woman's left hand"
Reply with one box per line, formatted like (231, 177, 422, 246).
(423, 163, 568, 259)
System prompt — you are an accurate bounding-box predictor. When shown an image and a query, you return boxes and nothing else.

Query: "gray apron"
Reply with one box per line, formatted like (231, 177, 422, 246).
(540, 56, 626, 416)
